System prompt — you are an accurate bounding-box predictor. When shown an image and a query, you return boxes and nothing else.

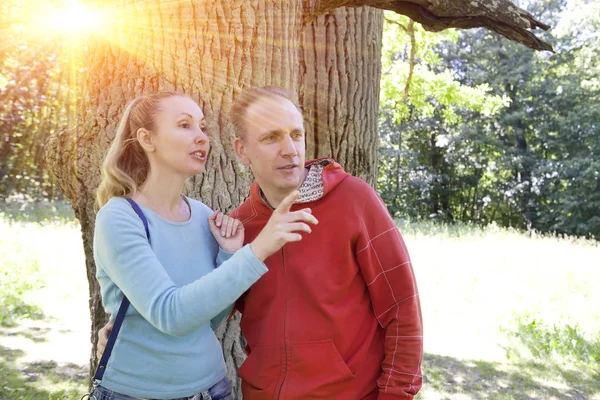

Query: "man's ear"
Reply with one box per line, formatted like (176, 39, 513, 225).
(137, 128, 155, 152)
(233, 137, 250, 166)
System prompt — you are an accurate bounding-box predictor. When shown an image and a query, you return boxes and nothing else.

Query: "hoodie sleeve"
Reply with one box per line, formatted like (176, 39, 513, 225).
(355, 186, 423, 400)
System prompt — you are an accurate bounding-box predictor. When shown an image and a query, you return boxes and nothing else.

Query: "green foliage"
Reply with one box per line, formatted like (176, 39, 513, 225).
(0, 195, 75, 224)
(396, 219, 519, 239)
(511, 316, 600, 366)
(378, 1, 600, 239)
(0, 0, 84, 201)
(380, 13, 509, 125)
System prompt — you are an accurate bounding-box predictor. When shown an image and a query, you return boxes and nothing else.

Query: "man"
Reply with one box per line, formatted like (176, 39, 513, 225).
(228, 87, 422, 400)
(99, 87, 423, 399)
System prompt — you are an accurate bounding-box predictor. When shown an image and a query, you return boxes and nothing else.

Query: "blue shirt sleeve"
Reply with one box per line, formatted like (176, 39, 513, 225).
(211, 248, 235, 329)
(93, 202, 267, 337)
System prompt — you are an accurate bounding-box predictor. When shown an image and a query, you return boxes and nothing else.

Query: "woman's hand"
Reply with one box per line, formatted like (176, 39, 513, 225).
(96, 321, 113, 359)
(208, 212, 244, 253)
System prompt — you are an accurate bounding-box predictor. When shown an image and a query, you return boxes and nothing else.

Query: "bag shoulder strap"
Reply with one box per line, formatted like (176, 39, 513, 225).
(92, 198, 150, 385)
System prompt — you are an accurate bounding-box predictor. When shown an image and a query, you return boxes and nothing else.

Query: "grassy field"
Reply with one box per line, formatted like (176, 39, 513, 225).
(0, 203, 598, 399)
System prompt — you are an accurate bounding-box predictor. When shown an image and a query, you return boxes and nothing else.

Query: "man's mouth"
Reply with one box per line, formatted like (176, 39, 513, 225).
(278, 164, 298, 170)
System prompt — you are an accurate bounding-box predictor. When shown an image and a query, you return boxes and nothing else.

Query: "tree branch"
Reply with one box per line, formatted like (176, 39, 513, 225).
(405, 19, 416, 99)
(307, 0, 553, 51)
(384, 16, 408, 32)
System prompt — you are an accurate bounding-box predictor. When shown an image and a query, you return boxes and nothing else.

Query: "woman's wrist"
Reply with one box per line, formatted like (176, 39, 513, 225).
(219, 245, 240, 254)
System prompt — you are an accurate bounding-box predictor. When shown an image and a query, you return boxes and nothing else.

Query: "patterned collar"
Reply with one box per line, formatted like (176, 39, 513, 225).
(259, 160, 330, 208)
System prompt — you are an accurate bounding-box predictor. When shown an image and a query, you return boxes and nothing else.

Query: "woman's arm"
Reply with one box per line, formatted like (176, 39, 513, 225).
(94, 203, 267, 337)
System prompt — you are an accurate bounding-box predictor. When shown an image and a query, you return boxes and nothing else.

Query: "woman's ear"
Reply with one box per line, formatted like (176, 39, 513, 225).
(137, 128, 155, 152)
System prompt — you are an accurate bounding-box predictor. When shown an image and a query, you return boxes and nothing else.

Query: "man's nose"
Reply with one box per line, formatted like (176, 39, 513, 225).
(280, 135, 297, 157)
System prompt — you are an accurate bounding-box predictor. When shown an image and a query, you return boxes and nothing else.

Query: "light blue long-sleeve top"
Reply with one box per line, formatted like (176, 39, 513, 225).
(93, 196, 267, 399)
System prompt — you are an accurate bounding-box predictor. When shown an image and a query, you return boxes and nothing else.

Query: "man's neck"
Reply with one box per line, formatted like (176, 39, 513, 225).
(260, 167, 309, 209)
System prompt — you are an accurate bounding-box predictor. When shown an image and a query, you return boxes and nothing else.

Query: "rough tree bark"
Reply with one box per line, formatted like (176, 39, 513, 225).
(44, 0, 550, 398)
(299, 7, 383, 185)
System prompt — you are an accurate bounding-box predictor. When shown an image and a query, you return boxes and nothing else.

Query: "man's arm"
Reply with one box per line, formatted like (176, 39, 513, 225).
(355, 186, 423, 400)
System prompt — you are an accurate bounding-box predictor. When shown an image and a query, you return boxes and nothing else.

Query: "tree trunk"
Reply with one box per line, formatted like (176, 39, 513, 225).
(45, 2, 382, 398)
(299, 7, 383, 186)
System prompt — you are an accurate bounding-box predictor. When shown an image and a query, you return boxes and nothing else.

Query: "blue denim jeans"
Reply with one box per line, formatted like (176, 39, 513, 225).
(89, 376, 233, 400)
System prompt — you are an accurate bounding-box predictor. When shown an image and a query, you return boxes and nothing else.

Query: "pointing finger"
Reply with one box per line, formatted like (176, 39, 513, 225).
(274, 190, 299, 214)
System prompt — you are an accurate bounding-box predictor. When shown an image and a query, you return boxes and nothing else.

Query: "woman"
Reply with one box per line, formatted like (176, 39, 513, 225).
(91, 92, 317, 400)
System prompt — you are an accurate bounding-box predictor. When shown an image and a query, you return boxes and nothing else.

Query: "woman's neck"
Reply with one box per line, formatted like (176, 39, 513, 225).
(134, 169, 189, 222)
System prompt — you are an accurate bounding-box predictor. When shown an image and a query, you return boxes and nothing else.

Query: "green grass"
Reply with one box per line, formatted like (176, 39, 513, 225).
(0, 258, 44, 327)
(0, 346, 86, 400)
(0, 204, 599, 399)
(0, 201, 88, 400)
(399, 221, 600, 399)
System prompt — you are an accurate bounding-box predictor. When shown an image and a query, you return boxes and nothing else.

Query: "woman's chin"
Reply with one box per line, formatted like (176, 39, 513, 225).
(189, 165, 206, 176)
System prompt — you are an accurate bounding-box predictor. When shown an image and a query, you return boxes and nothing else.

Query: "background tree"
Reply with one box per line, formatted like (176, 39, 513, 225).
(377, 0, 599, 239)
(0, 1, 83, 201)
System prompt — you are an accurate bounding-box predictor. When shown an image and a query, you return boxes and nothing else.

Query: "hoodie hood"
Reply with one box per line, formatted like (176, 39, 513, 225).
(250, 157, 349, 212)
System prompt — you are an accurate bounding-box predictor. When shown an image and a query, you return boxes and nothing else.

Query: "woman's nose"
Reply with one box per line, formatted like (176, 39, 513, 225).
(195, 128, 209, 144)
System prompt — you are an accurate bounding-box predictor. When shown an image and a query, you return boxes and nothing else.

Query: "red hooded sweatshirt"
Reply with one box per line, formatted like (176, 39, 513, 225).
(233, 159, 423, 400)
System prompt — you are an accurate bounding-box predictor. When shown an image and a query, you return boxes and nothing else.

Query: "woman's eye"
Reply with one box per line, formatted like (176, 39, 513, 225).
(180, 122, 190, 129)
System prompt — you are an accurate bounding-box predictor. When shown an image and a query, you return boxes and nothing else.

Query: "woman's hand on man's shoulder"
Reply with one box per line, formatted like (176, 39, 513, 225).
(208, 211, 245, 253)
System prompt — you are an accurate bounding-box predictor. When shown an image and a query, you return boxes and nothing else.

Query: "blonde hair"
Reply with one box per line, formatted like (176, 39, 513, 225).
(230, 86, 300, 139)
(96, 91, 180, 208)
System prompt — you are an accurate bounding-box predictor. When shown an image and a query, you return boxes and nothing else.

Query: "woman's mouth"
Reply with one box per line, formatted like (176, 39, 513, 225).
(191, 150, 207, 161)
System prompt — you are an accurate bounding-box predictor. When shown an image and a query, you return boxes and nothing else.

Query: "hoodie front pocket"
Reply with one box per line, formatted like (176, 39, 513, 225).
(239, 345, 280, 400)
(285, 339, 356, 399)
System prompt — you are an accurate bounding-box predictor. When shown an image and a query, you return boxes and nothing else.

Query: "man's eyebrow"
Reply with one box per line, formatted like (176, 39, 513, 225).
(261, 129, 282, 137)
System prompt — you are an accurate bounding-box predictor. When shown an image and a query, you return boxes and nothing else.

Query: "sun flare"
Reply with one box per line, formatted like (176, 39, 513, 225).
(44, 4, 103, 35)
(27, 1, 107, 37)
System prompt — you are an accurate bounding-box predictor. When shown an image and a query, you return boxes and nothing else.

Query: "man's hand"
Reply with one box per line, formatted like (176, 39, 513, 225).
(250, 191, 318, 261)
(208, 212, 244, 253)
(96, 321, 113, 359)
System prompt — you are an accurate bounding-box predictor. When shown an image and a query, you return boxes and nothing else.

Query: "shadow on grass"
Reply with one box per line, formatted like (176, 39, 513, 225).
(421, 352, 597, 400)
(0, 345, 86, 400)
(0, 324, 51, 343)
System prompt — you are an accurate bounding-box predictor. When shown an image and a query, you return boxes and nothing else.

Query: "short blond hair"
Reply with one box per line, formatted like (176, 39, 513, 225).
(230, 86, 300, 139)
